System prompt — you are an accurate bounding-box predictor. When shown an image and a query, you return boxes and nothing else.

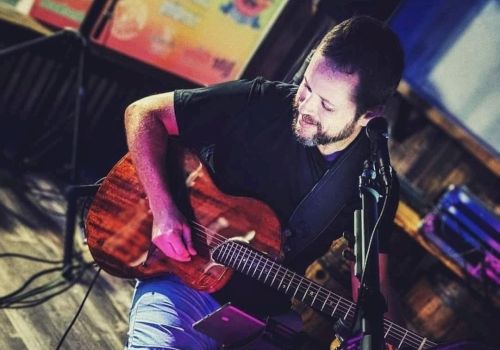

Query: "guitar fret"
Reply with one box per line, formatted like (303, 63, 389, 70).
(292, 278, 302, 299)
(270, 262, 279, 286)
(343, 302, 352, 320)
(242, 248, 252, 272)
(417, 337, 428, 350)
(264, 260, 273, 283)
(227, 243, 238, 267)
(217, 243, 226, 263)
(216, 244, 226, 264)
(277, 267, 287, 290)
(330, 297, 341, 317)
(321, 294, 328, 311)
(247, 251, 258, 274)
(285, 273, 294, 294)
(384, 322, 392, 339)
(397, 329, 408, 349)
(242, 248, 253, 274)
(224, 243, 232, 263)
(236, 245, 246, 270)
(244, 259, 253, 274)
(301, 281, 311, 302)
(258, 258, 267, 281)
(220, 243, 229, 264)
(311, 286, 321, 307)
(251, 253, 261, 278)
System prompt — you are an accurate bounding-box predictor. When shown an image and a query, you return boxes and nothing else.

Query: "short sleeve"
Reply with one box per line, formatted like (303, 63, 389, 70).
(173, 78, 264, 147)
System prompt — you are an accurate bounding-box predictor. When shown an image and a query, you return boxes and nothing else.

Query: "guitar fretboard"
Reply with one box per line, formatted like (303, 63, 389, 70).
(212, 241, 436, 350)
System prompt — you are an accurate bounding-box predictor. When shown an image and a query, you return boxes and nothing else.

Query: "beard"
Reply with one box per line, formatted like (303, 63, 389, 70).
(292, 100, 357, 147)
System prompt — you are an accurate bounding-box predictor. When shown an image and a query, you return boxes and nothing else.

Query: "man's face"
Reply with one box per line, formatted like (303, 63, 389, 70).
(293, 54, 369, 152)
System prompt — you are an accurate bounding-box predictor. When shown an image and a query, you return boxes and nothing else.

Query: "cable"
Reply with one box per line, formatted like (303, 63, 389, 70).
(0, 262, 93, 308)
(359, 184, 391, 287)
(349, 183, 391, 334)
(4, 281, 72, 309)
(0, 266, 63, 302)
(1, 278, 67, 306)
(7, 265, 94, 310)
(80, 177, 104, 233)
(0, 253, 85, 302)
(0, 243, 92, 304)
(55, 267, 102, 350)
(0, 252, 62, 264)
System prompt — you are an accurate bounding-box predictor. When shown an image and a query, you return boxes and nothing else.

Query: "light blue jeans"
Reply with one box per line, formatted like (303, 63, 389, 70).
(126, 276, 303, 349)
(126, 275, 221, 350)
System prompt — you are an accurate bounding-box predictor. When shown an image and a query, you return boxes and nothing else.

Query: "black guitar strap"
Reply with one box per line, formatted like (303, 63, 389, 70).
(283, 132, 370, 262)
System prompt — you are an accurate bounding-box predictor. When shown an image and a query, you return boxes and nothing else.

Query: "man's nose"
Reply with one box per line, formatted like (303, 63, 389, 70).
(299, 93, 319, 116)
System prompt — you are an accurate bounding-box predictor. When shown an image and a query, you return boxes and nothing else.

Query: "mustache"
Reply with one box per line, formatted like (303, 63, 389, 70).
(301, 114, 319, 125)
(292, 99, 320, 126)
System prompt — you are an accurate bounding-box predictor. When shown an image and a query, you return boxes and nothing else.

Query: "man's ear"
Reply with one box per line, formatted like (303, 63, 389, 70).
(358, 105, 385, 127)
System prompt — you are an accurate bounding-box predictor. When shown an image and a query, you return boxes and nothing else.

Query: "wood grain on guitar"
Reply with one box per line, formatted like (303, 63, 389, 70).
(85, 150, 282, 292)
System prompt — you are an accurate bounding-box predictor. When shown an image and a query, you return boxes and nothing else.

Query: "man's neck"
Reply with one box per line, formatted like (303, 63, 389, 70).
(317, 128, 362, 156)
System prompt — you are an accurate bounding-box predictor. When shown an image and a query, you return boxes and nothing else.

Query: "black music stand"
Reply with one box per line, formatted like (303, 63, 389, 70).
(0, 27, 86, 184)
(0, 1, 110, 279)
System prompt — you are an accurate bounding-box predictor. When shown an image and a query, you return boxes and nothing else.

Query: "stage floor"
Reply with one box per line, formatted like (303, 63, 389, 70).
(0, 167, 133, 350)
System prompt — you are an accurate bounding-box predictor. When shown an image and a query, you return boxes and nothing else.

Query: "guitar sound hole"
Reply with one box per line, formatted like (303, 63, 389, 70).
(315, 270, 326, 280)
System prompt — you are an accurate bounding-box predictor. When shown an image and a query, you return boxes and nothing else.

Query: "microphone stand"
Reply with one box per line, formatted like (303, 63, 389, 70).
(351, 159, 388, 350)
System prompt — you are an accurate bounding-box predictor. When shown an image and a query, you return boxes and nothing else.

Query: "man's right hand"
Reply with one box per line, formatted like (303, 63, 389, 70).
(124, 91, 196, 262)
(151, 207, 197, 262)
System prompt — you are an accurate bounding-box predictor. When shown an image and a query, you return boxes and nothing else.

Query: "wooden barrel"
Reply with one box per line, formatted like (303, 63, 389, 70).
(403, 266, 500, 345)
(291, 238, 353, 349)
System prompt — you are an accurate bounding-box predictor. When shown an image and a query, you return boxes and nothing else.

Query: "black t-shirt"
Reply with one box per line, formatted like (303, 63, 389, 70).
(174, 77, 398, 316)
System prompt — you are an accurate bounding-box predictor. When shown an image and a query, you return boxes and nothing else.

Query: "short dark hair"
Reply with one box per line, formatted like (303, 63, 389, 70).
(317, 16, 404, 117)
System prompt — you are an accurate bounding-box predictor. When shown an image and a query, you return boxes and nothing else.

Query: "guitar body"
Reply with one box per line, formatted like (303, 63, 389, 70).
(85, 149, 282, 293)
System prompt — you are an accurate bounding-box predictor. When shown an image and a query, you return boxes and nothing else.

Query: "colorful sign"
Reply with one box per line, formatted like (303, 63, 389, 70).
(91, 0, 287, 85)
(30, 0, 93, 29)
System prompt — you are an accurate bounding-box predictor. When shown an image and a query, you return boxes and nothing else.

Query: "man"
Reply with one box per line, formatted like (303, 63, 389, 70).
(124, 16, 404, 349)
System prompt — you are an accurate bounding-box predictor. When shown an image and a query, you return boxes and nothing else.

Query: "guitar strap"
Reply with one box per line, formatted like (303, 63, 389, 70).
(283, 132, 370, 262)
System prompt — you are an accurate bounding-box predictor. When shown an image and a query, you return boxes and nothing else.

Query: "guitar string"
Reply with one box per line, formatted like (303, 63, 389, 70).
(208, 230, 432, 350)
(186, 222, 433, 348)
(188, 222, 433, 349)
(188, 221, 355, 316)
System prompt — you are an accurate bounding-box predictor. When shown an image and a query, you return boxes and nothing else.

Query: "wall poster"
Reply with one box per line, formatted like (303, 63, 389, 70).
(91, 0, 287, 85)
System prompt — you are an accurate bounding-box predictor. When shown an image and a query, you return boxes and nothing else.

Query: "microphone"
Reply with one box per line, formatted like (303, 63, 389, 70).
(365, 117, 392, 189)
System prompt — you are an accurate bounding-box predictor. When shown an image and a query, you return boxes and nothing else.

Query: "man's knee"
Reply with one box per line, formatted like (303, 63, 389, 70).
(127, 291, 179, 348)
(127, 279, 219, 349)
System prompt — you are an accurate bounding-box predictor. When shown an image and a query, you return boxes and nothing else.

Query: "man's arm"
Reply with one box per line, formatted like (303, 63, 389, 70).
(351, 253, 404, 324)
(124, 92, 196, 262)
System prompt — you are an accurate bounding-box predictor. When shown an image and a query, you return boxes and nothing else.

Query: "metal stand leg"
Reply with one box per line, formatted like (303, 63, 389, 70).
(62, 184, 100, 280)
(0, 0, 110, 280)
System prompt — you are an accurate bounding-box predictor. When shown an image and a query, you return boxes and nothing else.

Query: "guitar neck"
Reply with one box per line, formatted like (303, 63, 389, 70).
(212, 241, 436, 350)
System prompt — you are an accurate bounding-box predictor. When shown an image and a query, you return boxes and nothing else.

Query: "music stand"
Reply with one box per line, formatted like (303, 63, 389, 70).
(0, 0, 109, 279)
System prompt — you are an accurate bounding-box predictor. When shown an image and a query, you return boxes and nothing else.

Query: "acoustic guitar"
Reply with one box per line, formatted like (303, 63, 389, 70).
(85, 149, 437, 350)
